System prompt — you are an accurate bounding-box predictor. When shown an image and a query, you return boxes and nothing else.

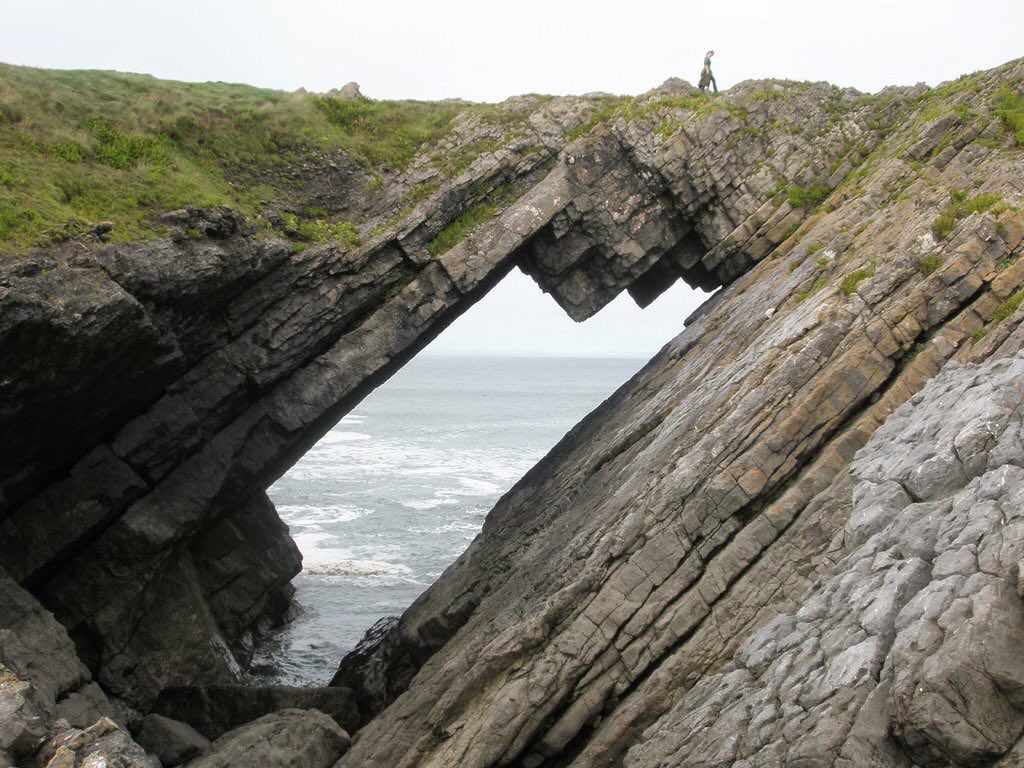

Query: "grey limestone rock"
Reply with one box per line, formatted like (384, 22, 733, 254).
(624, 353, 1024, 767)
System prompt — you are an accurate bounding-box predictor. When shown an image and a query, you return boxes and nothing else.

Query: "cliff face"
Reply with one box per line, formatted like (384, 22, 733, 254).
(1, 59, 1024, 767)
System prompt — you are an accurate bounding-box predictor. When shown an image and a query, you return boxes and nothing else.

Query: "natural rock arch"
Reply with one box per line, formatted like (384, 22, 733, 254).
(0, 81, 865, 710)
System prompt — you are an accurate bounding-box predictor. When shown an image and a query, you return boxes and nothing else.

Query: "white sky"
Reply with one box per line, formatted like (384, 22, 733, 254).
(4, 0, 1021, 356)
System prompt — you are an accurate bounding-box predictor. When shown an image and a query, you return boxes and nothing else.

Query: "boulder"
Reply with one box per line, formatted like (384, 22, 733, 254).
(136, 714, 211, 766)
(185, 709, 349, 768)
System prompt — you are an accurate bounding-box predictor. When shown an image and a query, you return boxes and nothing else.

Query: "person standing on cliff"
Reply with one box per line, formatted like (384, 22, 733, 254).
(698, 50, 718, 94)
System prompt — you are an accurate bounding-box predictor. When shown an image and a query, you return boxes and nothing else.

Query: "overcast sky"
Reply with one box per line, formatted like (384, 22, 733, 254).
(4, 0, 1022, 356)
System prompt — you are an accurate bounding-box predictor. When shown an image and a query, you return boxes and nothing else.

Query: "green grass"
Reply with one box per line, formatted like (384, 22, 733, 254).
(993, 289, 1024, 323)
(794, 275, 828, 302)
(314, 96, 464, 169)
(427, 183, 521, 256)
(840, 268, 875, 296)
(0, 63, 501, 251)
(280, 213, 361, 246)
(930, 189, 1004, 240)
(995, 84, 1024, 147)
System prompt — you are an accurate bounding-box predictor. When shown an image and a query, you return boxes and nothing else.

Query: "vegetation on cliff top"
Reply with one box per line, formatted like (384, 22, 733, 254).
(0, 64, 482, 251)
(2, 60, 1021, 256)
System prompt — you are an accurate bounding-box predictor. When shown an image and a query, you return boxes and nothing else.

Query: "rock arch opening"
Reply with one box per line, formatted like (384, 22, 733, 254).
(251, 267, 707, 685)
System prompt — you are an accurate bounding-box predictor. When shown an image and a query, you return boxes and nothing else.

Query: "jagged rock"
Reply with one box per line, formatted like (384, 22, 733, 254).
(153, 685, 358, 740)
(0, 572, 88, 713)
(35, 717, 158, 768)
(185, 709, 350, 768)
(135, 714, 211, 766)
(0, 670, 47, 757)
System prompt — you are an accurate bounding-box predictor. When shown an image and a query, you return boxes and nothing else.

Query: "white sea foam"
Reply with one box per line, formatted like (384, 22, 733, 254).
(275, 504, 372, 525)
(400, 497, 459, 510)
(318, 430, 372, 444)
(305, 560, 411, 577)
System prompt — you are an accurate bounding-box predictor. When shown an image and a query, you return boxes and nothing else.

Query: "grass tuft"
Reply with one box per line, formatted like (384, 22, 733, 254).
(839, 268, 875, 296)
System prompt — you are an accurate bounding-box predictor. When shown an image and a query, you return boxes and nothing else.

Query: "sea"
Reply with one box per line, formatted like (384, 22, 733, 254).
(250, 354, 645, 685)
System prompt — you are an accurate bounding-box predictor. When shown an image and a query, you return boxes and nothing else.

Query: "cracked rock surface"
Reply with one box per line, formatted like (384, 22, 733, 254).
(626, 351, 1024, 768)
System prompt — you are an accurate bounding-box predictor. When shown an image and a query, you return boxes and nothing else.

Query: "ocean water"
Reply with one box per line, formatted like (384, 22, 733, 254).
(250, 355, 645, 685)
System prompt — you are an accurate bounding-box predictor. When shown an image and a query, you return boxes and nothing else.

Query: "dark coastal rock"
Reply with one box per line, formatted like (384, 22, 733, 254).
(153, 684, 358, 740)
(55, 682, 122, 729)
(185, 709, 350, 768)
(136, 714, 212, 766)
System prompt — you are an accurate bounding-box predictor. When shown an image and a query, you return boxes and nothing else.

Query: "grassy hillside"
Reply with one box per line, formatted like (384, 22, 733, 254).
(0, 64, 475, 251)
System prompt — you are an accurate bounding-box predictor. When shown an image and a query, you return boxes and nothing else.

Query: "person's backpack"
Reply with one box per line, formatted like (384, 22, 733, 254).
(698, 68, 711, 88)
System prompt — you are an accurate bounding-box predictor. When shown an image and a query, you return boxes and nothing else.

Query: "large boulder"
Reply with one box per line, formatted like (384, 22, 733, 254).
(186, 709, 350, 768)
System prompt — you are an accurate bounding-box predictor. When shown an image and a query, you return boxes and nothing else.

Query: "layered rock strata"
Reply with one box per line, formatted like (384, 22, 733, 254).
(333, 64, 1024, 766)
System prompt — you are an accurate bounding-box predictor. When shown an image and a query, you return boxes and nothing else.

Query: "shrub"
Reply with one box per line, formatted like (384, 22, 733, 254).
(931, 214, 956, 239)
(918, 254, 943, 275)
(787, 185, 830, 209)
